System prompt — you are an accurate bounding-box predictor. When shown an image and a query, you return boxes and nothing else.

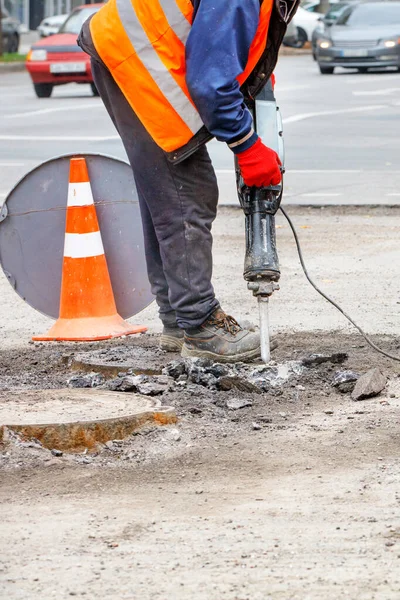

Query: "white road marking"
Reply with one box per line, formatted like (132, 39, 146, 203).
(276, 73, 400, 93)
(283, 104, 385, 125)
(300, 192, 343, 197)
(215, 169, 400, 175)
(386, 193, 400, 197)
(276, 84, 310, 92)
(0, 93, 37, 99)
(288, 169, 362, 174)
(0, 135, 119, 141)
(342, 74, 400, 85)
(353, 88, 400, 97)
(0, 85, 28, 92)
(3, 103, 103, 119)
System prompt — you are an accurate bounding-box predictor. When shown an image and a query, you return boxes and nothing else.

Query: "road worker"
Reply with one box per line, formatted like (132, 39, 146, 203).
(78, 0, 298, 363)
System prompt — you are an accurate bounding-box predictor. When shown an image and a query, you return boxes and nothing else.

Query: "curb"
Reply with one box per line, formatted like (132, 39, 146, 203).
(0, 62, 26, 73)
(280, 46, 312, 57)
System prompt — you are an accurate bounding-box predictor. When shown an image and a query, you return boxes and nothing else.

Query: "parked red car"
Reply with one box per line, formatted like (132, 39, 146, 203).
(26, 4, 103, 98)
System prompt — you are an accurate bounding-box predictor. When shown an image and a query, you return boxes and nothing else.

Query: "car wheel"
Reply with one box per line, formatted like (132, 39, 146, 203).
(10, 34, 19, 53)
(292, 27, 308, 49)
(6, 33, 19, 53)
(34, 83, 53, 98)
(90, 83, 100, 97)
(319, 65, 335, 75)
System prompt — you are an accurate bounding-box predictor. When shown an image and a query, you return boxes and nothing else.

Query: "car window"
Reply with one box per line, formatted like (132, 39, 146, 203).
(59, 6, 99, 34)
(325, 4, 348, 20)
(336, 3, 400, 26)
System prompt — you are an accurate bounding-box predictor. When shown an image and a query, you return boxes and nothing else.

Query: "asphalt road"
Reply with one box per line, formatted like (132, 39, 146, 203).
(1, 55, 400, 206)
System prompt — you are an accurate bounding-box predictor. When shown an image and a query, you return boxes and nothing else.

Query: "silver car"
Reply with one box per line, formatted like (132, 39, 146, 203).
(316, 1, 400, 74)
(1, 7, 20, 53)
(282, 18, 299, 47)
(37, 14, 68, 38)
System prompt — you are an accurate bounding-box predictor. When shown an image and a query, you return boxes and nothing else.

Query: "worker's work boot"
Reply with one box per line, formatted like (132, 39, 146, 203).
(181, 308, 261, 363)
(160, 324, 185, 352)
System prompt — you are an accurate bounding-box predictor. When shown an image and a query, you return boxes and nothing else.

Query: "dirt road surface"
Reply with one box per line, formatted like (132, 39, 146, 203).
(1, 206, 400, 599)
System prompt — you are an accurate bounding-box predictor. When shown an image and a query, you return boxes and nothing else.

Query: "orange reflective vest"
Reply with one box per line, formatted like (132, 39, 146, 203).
(90, 0, 273, 153)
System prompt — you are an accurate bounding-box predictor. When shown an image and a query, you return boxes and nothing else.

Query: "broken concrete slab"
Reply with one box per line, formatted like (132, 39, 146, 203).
(226, 398, 253, 411)
(71, 346, 169, 377)
(351, 368, 387, 401)
(0, 389, 176, 451)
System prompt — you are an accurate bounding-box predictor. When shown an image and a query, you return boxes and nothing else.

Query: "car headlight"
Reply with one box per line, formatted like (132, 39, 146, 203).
(382, 38, 400, 48)
(318, 39, 332, 49)
(27, 49, 48, 61)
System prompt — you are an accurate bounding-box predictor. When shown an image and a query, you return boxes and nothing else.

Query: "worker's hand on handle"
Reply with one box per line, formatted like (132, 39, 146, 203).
(237, 138, 282, 188)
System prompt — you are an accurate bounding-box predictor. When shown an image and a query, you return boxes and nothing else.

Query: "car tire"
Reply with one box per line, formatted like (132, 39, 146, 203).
(319, 65, 335, 75)
(90, 83, 100, 97)
(34, 83, 53, 98)
(7, 33, 19, 53)
(292, 27, 308, 49)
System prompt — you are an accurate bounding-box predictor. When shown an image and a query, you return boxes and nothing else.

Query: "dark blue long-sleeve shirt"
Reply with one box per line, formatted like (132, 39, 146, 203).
(186, 0, 261, 153)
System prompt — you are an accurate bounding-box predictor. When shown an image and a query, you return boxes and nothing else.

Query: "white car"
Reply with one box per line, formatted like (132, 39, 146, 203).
(37, 14, 68, 38)
(292, 6, 320, 47)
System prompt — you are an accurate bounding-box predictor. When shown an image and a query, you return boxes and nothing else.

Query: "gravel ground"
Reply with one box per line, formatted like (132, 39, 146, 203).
(1, 206, 399, 345)
(1, 206, 400, 599)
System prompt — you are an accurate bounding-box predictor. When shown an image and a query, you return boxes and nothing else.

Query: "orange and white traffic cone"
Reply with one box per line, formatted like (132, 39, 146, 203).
(33, 157, 147, 342)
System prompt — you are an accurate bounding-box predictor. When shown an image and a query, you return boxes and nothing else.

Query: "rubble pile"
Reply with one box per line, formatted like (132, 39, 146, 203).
(64, 351, 389, 403)
(66, 352, 379, 401)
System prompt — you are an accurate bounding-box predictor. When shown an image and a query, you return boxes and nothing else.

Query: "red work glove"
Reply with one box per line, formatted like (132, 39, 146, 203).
(237, 138, 282, 188)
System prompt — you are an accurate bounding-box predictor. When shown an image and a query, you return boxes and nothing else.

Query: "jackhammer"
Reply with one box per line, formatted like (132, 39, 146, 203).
(237, 80, 284, 363)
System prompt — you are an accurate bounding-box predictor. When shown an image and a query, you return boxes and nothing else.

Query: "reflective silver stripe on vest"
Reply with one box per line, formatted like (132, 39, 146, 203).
(158, 0, 191, 46)
(116, 0, 203, 135)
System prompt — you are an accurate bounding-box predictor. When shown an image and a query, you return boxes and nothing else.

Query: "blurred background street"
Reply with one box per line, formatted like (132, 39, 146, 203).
(1, 54, 400, 206)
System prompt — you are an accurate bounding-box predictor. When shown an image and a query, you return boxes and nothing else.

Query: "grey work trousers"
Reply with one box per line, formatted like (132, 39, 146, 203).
(83, 38, 220, 329)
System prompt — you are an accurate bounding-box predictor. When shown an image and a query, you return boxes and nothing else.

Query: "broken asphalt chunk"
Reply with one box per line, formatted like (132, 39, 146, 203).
(332, 370, 360, 394)
(105, 374, 171, 396)
(301, 353, 348, 368)
(162, 359, 188, 380)
(67, 373, 105, 389)
(163, 358, 302, 393)
(216, 376, 260, 393)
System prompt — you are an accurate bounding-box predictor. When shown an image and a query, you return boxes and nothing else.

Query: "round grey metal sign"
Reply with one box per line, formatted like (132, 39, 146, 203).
(0, 153, 154, 320)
